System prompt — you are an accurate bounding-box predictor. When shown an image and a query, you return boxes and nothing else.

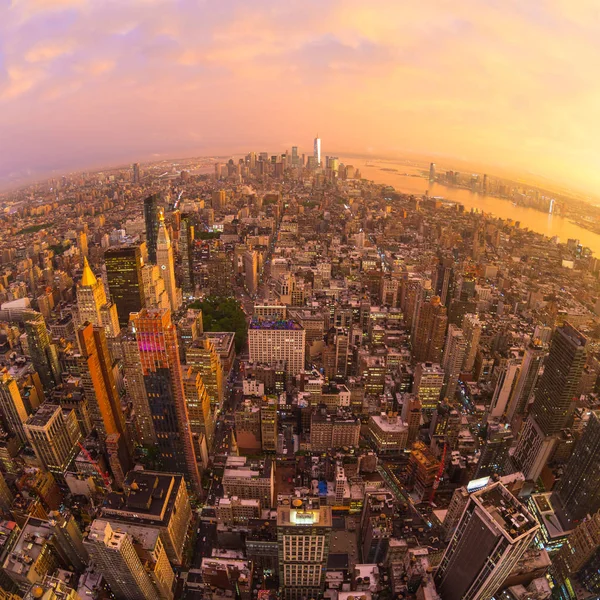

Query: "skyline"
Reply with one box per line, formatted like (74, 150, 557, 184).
(2, 0, 600, 194)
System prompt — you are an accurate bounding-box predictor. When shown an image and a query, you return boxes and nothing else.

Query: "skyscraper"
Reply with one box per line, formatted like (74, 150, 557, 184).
(84, 520, 158, 600)
(144, 194, 160, 264)
(183, 367, 214, 450)
(413, 362, 445, 412)
(248, 318, 306, 376)
(429, 162, 436, 182)
(531, 323, 587, 435)
(412, 296, 448, 363)
(551, 510, 600, 598)
(186, 338, 224, 412)
(24, 312, 58, 390)
(435, 482, 539, 600)
(313, 134, 321, 167)
(474, 421, 513, 478)
(121, 332, 157, 446)
(0, 370, 29, 444)
(277, 501, 332, 600)
(77, 257, 119, 336)
(130, 309, 200, 491)
(555, 410, 600, 524)
(513, 323, 586, 480)
(105, 245, 146, 327)
(244, 250, 258, 296)
(179, 214, 194, 297)
(132, 162, 140, 184)
(24, 405, 82, 479)
(442, 324, 466, 401)
(78, 230, 88, 259)
(505, 341, 545, 426)
(461, 313, 482, 372)
(156, 210, 181, 312)
(77, 324, 130, 455)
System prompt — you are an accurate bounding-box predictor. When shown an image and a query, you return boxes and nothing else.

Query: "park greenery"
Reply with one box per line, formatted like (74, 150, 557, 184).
(190, 296, 247, 352)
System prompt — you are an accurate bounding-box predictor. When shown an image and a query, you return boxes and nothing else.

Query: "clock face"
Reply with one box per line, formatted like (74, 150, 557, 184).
(161, 264, 166, 270)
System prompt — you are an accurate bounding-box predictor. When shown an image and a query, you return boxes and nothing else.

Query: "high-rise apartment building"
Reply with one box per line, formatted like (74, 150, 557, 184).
(514, 323, 587, 480)
(130, 309, 200, 491)
(105, 246, 146, 327)
(551, 510, 600, 598)
(277, 501, 332, 600)
(84, 520, 159, 600)
(474, 421, 513, 478)
(101, 470, 192, 566)
(442, 324, 466, 401)
(530, 323, 587, 436)
(24, 312, 57, 390)
(77, 323, 128, 444)
(506, 342, 545, 426)
(144, 194, 160, 264)
(248, 319, 305, 376)
(360, 490, 395, 564)
(413, 362, 444, 412)
(412, 296, 447, 363)
(24, 405, 81, 479)
(0, 371, 29, 444)
(432, 257, 455, 307)
(186, 338, 224, 411)
(260, 396, 278, 452)
(435, 482, 539, 600)
(179, 214, 194, 297)
(461, 313, 481, 372)
(156, 211, 181, 312)
(76, 258, 119, 337)
(121, 332, 157, 446)
(183, 367, 214, 450)
(244, 250, 258, 296)
(555, 410, 600, 524)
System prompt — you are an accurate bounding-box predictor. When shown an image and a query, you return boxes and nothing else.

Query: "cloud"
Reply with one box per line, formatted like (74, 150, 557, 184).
(0, 0, 600, 192)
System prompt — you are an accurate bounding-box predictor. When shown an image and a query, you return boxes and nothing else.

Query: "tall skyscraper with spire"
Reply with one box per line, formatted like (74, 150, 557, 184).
(314, 134, 321, 167)
(77, 257, 119, 336)
(157, 210, 182, 312)
(130, 308, 201, 491)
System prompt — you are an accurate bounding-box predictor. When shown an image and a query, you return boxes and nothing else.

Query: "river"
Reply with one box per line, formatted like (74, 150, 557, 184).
(347, 159, 600, 257)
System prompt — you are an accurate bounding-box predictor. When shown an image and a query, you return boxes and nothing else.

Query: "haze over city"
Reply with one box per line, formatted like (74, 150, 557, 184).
(2, 3, 600, 600)
(2, 0, 600, 191)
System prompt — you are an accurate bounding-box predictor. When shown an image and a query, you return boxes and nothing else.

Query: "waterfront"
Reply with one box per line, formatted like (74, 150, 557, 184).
(353, 159, 600, 257)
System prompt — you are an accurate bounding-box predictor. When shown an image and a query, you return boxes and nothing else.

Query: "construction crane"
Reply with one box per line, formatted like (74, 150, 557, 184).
(429, 442, 447, 505)
(78, 442, 112, 490)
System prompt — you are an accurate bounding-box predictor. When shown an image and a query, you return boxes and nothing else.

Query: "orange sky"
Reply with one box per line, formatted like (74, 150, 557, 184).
(1, 0, 600, 192)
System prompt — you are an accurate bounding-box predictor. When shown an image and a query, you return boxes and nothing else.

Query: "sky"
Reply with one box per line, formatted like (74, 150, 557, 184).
(1, 0, 600, 191)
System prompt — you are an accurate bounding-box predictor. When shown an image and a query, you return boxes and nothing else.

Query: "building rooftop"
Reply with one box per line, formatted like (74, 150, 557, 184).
(474, 483, 538, 541)
(249, 318, 303, 331)
(370, 414, 407, 433)
(277, 503, 332, 528)
(26, 404, 61, 428)
(102, 470, 182, 526)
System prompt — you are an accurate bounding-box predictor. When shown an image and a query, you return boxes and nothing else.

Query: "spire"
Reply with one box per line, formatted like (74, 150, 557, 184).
(80, 256, 98, 287)
(157, 209, 171, 248)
